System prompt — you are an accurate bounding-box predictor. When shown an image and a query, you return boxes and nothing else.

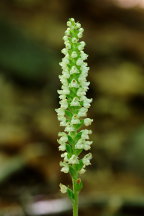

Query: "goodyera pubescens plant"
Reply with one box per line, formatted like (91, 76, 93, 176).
(56, 18, 93, 216)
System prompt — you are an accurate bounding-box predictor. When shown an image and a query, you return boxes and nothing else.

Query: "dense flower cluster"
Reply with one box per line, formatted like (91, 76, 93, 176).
(56, 18, 93, 194)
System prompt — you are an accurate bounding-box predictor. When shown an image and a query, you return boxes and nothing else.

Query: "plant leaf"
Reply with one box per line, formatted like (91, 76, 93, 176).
(66, 144, 73, 155)
(69, 166, 78, 179)
(67, 188, 74, 201)
(75, 180, 83, 192)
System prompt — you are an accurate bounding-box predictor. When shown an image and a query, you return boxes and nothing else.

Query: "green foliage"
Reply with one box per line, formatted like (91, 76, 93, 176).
(66, 144, 73, 155)
(67, 188, 74, 201)
(75, 180, 83, 192)
(74, 160, 84, 171)
(0, 20, 58, 82)
(69, 166, 78, 180)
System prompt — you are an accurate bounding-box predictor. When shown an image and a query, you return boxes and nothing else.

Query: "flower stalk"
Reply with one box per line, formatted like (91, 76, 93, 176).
(56, 18, 93, 216)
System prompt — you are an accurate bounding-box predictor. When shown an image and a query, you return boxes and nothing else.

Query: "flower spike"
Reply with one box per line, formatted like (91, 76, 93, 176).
(56, 18, 93, 216)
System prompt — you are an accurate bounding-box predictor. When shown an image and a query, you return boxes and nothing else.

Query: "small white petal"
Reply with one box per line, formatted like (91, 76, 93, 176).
(59, 143, 66, 151)
(68, 155, 79, 164)
(83, 97, 93, 108)
(69, 79, 79, 88)
(78, 32, 83, 38)
(82, 153, 92, 166)
(77, 107, 88, 117)
(65, 28, 70, 35)
(84, 118, 93, 126)
(83, 141, 92, 150)
(70, 66, 79, 74)
(77, 88, 86, 97)
(80, 51, 88, 60)
(76, 59, 83, 66)
(81, 129, 92, 139)
(75, 139, 83, 149)
(67, 21, 71, 27)
(79, 28, 84, 33)
(76, 23, 81, 28)
(60, 161, 69, 173)
(60, 183, 67, 193)
(72, 38, 78, 43)
(61, 166, 69, 173)
(78, 41, 85, 51)
(71, 51, 78, 58)
(63, 36, 68, 41)
(60, 99, 68, 109)
(65, 125, 75, 132)
(70, 18, 75, 22)
(71, 115, 80, 124)
(70, 97, 80, 106)
(79, 168, 86, 174)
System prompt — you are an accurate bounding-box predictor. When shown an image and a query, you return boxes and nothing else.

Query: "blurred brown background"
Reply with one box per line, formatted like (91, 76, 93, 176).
(0, 0, 144, 216)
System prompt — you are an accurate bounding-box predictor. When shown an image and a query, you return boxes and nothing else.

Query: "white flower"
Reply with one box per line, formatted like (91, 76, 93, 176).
(77, 107, 88, 117)
(77, 28, 84, 39)
(59, 76, 69, 86)
(79, 168, 86, 174)
(76, 59, 83, 66)
(65, 42, 71, 49)
(71, 115, 80, 125)
(60, 73, 70, 79)
(70, 66, 79, 74)
(75, 139, 92, 150)
(65, 124, 75, 132)
(83, 97, 92, 108)
(70, 97, 80, 106)
(72, 38, 78, 43)
(62, 57, 69, 65)
(80, 51, 88, 60)
(56, 107, 65, 115)
(77, 88, 85, 97)
(58, 134, 68, 144)
(65, 28, 70, 36)
(60, 183, 67, 193)
(67, 21, 72, 27)
(61, 166, 69, 173)
(75, 139, 83, 149)
(83, 140, 93, 150)
(59, 143, 66, 151)
(76, 23, 81, 28)
(78, 74, 86, 83)
(79, 27, 84, 33)
(81, 65, 89, 74)
(60, 120, 67, 127)
(84, 118, 93, 126)
(60, 161, 69, 173)
(81, 129, 92, 139)
(78, 41, 85, 51)
(69, 79, 79, 88)
(63, 36, 68, 41)
(78, 32, 83, 38)
(62, 88, 70, 95)
(71, 51, 78, 58)
(61, 48, 67, 55)
(82, 153, 92, 166)
(68, 155, 79, 164)
(60, 99, 68, 109)
(59, 94, 66, 100)
(61, 152, 68, 160)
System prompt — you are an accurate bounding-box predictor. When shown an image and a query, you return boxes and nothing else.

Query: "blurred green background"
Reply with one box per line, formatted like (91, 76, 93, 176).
(0, 0, 144, 216)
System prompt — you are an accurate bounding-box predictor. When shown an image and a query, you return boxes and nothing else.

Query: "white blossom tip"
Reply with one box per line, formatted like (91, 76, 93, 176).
(60, 183, 67, 193)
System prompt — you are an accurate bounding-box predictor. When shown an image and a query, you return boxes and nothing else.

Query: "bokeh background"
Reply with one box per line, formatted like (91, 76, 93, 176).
(0, 0, 144, 216)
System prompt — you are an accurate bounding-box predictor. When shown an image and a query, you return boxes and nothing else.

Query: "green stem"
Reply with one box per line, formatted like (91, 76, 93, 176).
(72, 178, 79, 216)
